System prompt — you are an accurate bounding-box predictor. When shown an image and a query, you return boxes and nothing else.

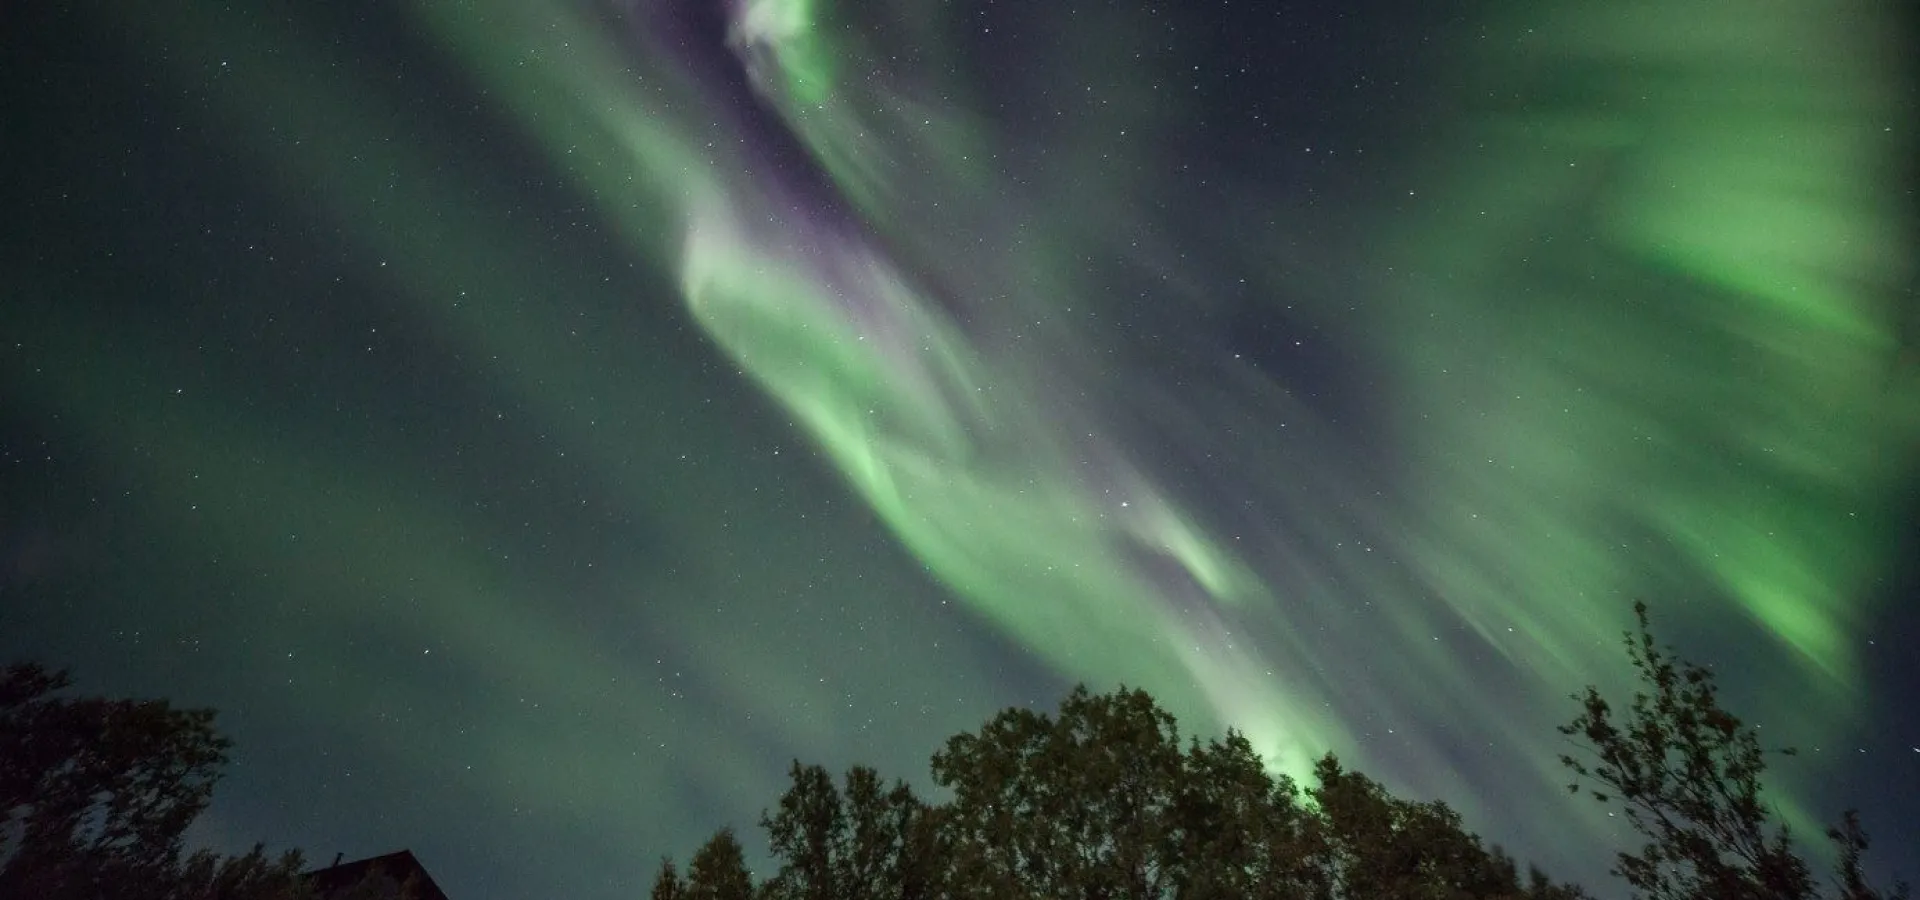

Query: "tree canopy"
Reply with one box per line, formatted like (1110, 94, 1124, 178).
(0, 662, 411, 900)
(652, 603, 1908, 900)
(686, 684, 1585, 900)
(1559, 602, 1909, 900)
(5, 599, 1909, 900)
(2, 662, 225, 894)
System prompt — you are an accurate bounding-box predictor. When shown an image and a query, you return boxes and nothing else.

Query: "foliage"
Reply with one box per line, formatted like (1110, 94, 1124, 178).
(660, 684, 1590, 900)
(11, 598, 1910, 900)
(2, 661, 232, 899)
(1310, 753, 1548, 900)
(0, 661, 410, 900)
(929, 686, 1185, 900)
(1558, 601, 1909, 900)
(652, 858, 687, 900)
(168, 845, 317, 900)
(686, 828, 756, 900)
(759, 762, 934, 900)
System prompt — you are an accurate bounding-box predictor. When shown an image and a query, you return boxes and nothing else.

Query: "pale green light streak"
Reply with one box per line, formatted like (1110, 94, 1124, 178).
(734, 0, 835, 108)
(75, 0, 980, 858)
(1382, 0, 1914, 684)
(452, 0, 1908, 819)
(677, 196, 1322, 775)
(108, 0, 1913, 877)
(378, 0, 1333, 784)
(699, 0, 1917, 853)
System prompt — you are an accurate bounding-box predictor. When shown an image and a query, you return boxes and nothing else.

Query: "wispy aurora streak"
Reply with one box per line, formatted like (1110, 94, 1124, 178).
(411, 0, 1913, 833)
(92, 0, 1909, 876)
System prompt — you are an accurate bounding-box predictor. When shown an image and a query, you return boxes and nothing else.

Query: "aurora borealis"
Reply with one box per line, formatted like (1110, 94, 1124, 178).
(2, 0, 1916, 897)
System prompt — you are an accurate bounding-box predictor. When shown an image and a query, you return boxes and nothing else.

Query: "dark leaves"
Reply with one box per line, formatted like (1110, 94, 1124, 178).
(0, 663, 413, 899)
(1558, 602, 1906, 900)
(661, 684, 1589, 900)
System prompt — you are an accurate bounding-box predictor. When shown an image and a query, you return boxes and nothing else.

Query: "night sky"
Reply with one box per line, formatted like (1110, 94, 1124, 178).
(3, 1, 1917, 898)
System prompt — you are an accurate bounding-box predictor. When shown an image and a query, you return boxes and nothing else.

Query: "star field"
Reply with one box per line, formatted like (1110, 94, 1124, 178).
(2, 2, 1916, 899)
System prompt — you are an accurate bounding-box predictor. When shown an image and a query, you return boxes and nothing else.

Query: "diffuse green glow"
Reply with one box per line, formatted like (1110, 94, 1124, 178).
(678, 197, 1313, 772)
(70, 0, 1917, 884)
(698, 0, 1916, 841)
(1384, 0, 1914, 681)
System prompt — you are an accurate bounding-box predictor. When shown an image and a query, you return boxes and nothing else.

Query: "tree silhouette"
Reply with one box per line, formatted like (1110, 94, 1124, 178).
(1, 661, 232, 899)
(1308, 753, 1578, 900)
(168, 844, 319, 900)
(1, 661, 411, 900)
(841, 766, 935, 900)
(928, 685, 1185, 900)
(1163, 730, 1324, 900)
(1559, 601, 1909, 900)
(646, 603, 1917, 900)
(657, 682, 1593, 900)
(651, 857, 687, 900)
(685, 827, 756, 900)
(758, 762, 934, 900)
(761, 762, 845, 900)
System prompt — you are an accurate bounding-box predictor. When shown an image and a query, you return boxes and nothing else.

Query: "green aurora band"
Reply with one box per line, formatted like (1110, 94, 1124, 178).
(708, 0, 1918, 836)
(39, 0, 1915, 883)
